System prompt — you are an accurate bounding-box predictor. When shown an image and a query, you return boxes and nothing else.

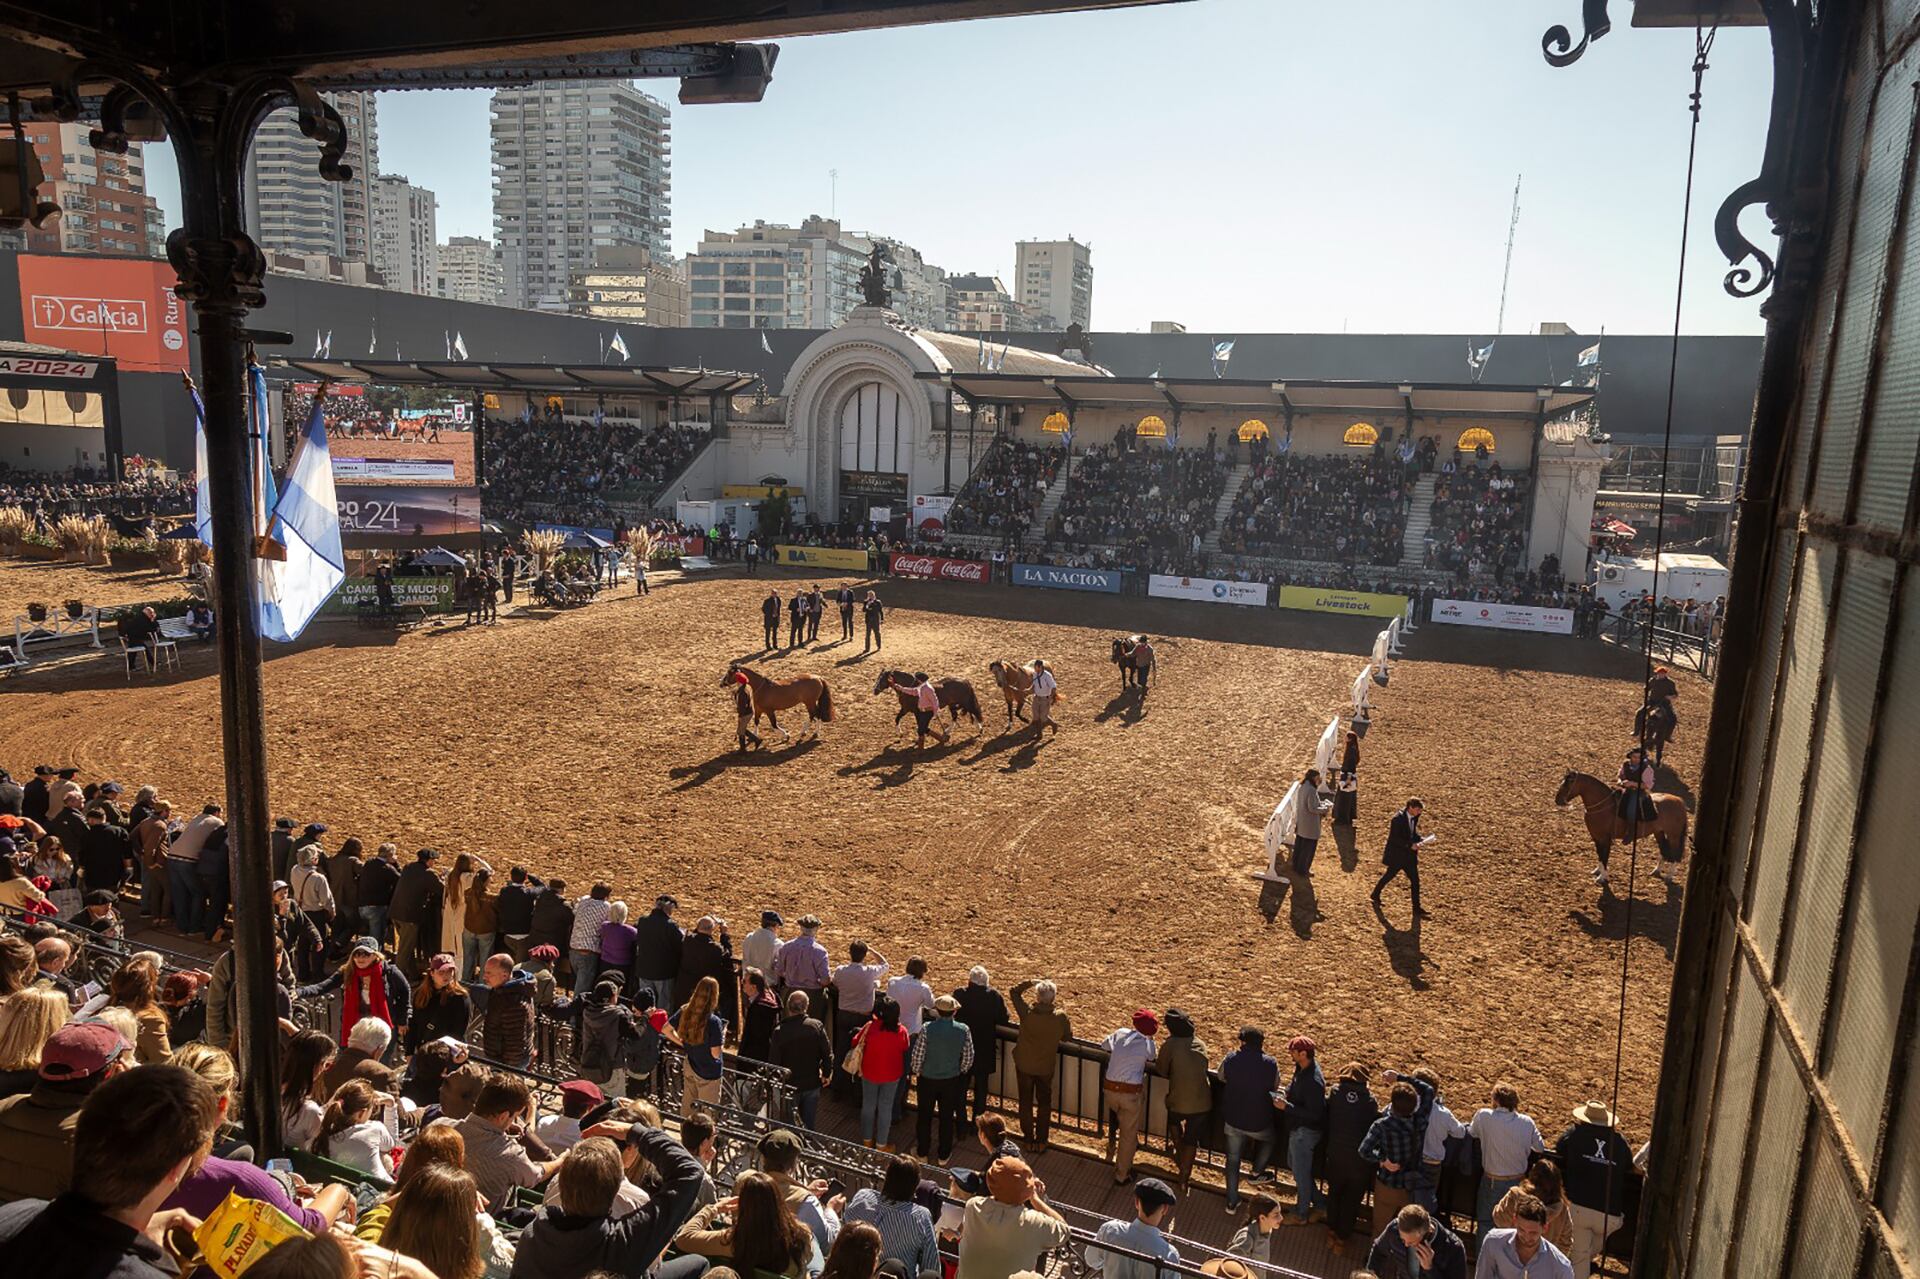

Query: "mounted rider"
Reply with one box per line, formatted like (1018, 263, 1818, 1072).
(1645, 666, 1679, 705)
(1616, 746, 1657, 822)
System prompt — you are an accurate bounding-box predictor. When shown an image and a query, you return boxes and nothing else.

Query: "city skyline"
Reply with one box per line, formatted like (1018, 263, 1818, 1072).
(139, 0, 1773, 335)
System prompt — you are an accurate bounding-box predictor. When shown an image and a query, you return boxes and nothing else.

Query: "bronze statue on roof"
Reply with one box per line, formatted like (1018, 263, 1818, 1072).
(859, 242, 893, 309)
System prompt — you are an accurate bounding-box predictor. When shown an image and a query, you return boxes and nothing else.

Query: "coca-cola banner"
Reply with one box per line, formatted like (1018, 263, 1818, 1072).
(889, 553, 991, 584)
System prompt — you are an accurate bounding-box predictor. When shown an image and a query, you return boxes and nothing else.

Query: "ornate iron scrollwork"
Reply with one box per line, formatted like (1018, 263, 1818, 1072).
(1714, 0, 1811, 300)
(1542, 0, 1612, 67)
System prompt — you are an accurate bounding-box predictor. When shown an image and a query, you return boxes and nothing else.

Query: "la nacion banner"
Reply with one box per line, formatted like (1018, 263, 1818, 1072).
(889, 553, 989, 583)
(1148, 574, 1270, 607)
(1276, 586, 1410, 619)
(1011, 563, 1122, 594)
(776, 544, 870, 571)
(320, 576, 457, 615)
(1430, 598, 1575, 634)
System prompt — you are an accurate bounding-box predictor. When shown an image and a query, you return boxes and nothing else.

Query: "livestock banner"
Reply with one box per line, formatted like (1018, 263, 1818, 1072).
(1276, 586, 1410, 619)
(776, 544, 870, 571)
(1148, 574, 1271, 607)
(1011, 563, 1123, 594)
(1430, 598, 1575, 634)
(319, 576, 457, 615)
(890, 554, 990, 584)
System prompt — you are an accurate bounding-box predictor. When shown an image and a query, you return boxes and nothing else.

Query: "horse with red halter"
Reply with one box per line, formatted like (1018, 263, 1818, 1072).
(872, 670, 983, 729)
(724, 664, 834, 742)
(1554, 768, 1689, 889)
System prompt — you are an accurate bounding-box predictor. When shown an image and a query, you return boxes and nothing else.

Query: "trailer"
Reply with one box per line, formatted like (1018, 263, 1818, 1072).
(1593, 551, 1730, 610)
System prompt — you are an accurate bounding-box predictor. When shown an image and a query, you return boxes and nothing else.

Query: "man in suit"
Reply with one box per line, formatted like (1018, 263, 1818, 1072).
(837, 584, 856, 642)
(1371, 798, 1433, 917)
(788, 588, 806, 648)
(761, 589, 782, 650)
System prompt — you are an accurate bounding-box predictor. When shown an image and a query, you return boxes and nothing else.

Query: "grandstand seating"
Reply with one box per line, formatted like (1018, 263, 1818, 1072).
(1217, 452, 1412, 566)
(1422, 462, 1528, 580)
(486, 414, 710, 528)
(1042, 444, 1230, 575)
(945, 437, 1064, 543)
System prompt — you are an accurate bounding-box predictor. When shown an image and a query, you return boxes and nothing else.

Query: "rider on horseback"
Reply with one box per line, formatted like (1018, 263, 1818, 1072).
(1645, 666, 1678, 705)
(1616, 746, 1657, 823)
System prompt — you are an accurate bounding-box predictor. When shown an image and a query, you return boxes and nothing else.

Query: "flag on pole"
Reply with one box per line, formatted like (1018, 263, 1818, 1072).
(252, 364, 344, 642)
(609, 330, 631, 362)
(369, 320, 377, 355)
(321, 331, 332, 359)
(453, 332, 468, 361)
(976, 335, 986, 371)
(444, 331, 451, 360)
(1467, 340, 1495, 382)
(313, 330, 325, 358)
(1578, 340, 1601, 367)
(186, 377, 213, 546)
(760, 331, 773, 355)
(1211, 340, 1234, 378)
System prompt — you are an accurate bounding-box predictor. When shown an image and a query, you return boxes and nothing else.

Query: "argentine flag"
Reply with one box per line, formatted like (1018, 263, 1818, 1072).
(254, 365, 344, 641)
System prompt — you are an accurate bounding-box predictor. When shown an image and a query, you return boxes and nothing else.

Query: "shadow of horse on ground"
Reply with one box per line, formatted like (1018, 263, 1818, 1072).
(668, 738, 822, 791)
(838, 738, 971, 789)
(1373, 901, 1431, 990)
(1094, 689, 1147, 726)
(1654, 763, 1697, 812)
(1568, 874, 1684, 961)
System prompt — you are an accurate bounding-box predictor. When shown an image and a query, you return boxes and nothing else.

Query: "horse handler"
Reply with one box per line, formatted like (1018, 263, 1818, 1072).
(911, 673, 951, 748)
(731, 669, 762, 752)
(1031, 659, 1060, 735)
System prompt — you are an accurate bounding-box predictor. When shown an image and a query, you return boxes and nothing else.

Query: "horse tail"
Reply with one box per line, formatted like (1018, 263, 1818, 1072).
(959, 683, 982, 723)
(815, 682, 835, 722)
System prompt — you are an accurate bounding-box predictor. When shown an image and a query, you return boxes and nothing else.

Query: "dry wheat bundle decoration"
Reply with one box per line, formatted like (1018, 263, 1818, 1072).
(625, 526, 658, 567)
(524, 528, 565, 574)
(0, 506, 31, 554)
(53, 514, 112, 564)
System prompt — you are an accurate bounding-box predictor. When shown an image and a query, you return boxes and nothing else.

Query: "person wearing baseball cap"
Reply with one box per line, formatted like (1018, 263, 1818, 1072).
(405, 953, 473, 1057)
(0, 1021, 134, 1201)
(1099, 1010, 1160, 1184)
(1088, 1177, 1181, 1278)
(740, 910, 784, 990)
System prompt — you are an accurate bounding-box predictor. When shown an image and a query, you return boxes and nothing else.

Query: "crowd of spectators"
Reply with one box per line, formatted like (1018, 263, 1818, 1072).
(1042, 444, 1230, 577)
(1423, 464, 1527, 582)
(487, 410, 710, 529)
(0, 757, 1638, 1279)
(0, 464, 195, 524)
(1217, 453, 1412, 566)
(945, 441, 1063, 545)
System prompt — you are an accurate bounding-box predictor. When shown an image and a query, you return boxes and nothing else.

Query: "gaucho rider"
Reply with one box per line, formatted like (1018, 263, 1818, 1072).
(1616, 745, 1656, 822)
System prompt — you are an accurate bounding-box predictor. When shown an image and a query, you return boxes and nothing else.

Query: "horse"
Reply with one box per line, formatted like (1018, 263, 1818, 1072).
(724, 664, 834, 742)
(987, 658, 1037, 730)
(1109, 635, 1155, 690)
(1634, 695, 1678, 763)
(1554, 769, 1689, 886)
(872, 670, 983, 728)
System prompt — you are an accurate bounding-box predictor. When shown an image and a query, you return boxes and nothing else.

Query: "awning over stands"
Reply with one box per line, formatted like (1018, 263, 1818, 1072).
(269, 359, 758, 399)
(917, 373, 1596, 420)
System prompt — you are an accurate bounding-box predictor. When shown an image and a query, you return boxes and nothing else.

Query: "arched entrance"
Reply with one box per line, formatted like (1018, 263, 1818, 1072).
(835, 380, 912, 524)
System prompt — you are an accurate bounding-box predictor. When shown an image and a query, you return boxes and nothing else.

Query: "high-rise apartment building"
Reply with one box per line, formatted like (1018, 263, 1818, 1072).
(17, 122, 165, 258)
(687, 216, 946, 330)
(436, 236, 502, 306)
(371, 174, 437, 295)
(567, 245, 689, 327)
(491, 82, 672, 311)
(946, 274, 1045, 332)
(1014, 237, 1092, 330)
(244, 90, 378, 262)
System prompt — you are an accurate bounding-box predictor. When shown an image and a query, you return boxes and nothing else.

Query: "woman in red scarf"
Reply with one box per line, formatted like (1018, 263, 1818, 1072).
(296, 935, 412, 1044)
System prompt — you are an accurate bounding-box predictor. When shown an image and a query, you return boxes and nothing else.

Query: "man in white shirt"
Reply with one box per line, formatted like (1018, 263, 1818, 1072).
(830, 940, 889, 1095)
(1469, 1083, 1546, 1246)
(1416, 1069, 1466, 1213)
(1030, 659, 1059, 735)
(1100, 1010, 1159, 1184)
(742, 910, 784, 980)
(1474, 1194, 1574, 1279)
(886, 957, 935, 1120)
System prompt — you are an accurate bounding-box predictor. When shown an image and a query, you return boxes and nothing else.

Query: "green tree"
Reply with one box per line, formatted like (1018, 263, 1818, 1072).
(757, 489, 791, 542)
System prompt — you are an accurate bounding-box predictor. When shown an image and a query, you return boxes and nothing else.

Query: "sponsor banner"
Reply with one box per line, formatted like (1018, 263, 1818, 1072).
(1276, 586, 1409, 618)
(533, 521, 617, 542)
(1148, 574, 1271, 606)
(320, 576, 457, 615)
(1011, 563, 1123, 594)
(840, 469, 909, 499)
(912, 494, 954, 537)
(1430, 598, 1574, 634)
(336, 486, 483, 540)
(890, 554, 990, 584)
(292, 382, 365, 397)
(723, 483, 802, 499)
(868, 506, 892, 524)
(19, 255, 189, 373)
(0, 355, 100, 379)
(776, 544, 869, 571)
(333, 457, 459, 483)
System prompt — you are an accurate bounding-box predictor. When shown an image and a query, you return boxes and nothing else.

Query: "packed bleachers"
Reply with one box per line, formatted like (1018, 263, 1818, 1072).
(1043, 443, 1230, 576)
(486, 409, 709, 528)
(1423, 462, 1528, 581)
(1217, 452, 1412, 565)
(945, 438, 1063, 543)
(0, 465, 194, 523)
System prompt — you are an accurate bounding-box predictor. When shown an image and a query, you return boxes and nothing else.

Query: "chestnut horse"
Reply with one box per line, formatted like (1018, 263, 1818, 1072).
(1554, 769, 1688, 883)
(987, 658, 1037, 730)
(872, 670, 983, 727)
(724, 664, 834, 741)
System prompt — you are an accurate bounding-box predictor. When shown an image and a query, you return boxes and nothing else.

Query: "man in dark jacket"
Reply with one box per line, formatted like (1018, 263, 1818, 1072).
(1274, 1034, 1328, 1226)
(387, 848, 444, 980)
(496, 866, 543, 962)
(1371, 798, 1432, 917)
(46, 796, 90, 875)
(528, 878, 575, 956)
(480, 952, 538, 1069)
(324, 842, 362, 960)
(766, 990, 833, 1130)
(1554, 1100, 1637, 1277)
(631, 895, 682, 1011)
(21, 765, 53, 825)
(270, 817, 295, 882)
(1323, 1063, 1381, 1253)
(952, 966, 1009, 1122)
(1365, 1204, 1466, 1279)
(358, 845, 401, 947)
(510, 1122, 705, 1279)
(674, 916, 737, 1034)
(77, 808, 133, 894)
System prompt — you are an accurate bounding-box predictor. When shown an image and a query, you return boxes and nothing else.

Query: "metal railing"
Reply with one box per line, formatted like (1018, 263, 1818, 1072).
(1600, 611, 1719, 678)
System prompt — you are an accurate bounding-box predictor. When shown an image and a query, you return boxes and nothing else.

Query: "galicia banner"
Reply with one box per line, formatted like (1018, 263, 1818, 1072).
(1011, 563, 1123, 594)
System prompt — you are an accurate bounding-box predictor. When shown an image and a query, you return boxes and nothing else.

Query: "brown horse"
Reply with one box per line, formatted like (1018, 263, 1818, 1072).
(872, 670, 983, 728)
(1554, 769, 1688, 887)
(725, 664, 834, 741)
(987, 658, 1037, 730)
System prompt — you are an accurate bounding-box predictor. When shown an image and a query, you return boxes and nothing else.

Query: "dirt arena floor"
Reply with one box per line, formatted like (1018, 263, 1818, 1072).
(0, 557, 189, 618)
(0, 562, 1700, 1141)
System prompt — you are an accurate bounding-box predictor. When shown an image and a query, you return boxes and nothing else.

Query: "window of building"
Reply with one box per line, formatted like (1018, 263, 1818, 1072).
(1456, 426, 1496, 453)
(690, 260, 719, 275)
(1136, 415, 1169, 440)
(1344, 422, 1378, 446)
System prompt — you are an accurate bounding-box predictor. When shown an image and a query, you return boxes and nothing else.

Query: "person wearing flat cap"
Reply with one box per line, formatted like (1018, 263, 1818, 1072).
(1088, 1178, 1181, 1279)
(1100, 1009, 1159, 1184)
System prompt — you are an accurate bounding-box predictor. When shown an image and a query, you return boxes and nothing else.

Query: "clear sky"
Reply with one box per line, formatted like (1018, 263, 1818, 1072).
(145, 0, 1774, 335)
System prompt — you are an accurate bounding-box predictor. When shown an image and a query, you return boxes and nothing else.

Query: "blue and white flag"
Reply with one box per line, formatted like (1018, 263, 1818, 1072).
(1467, 340, 1495, 382)
(1578, 340, 1601, 367)
(976, 335, 987, 371)
(321, 331, 332, 359)
(760, 331, 773, 355)
(1211, 340, 1234, 378)
(313, 330, 326, 358)
(444, 331, 452, 360)
(369, 320, 377, 355)
(253, 364, 344, 642)
(609, 330, 631, 363)
(453, 331, 468, 361)
(187, 378, 213, 546)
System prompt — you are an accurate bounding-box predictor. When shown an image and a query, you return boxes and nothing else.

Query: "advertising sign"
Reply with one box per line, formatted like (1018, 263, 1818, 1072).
(320, 576, 458, 615)
(333, 457, 459, 483)
(840, 469, 909, 499)
(868, 506, 892, 524)
(889, 554, 990, 584)
(1276, 586, 1410, 618)
(1148, 574, 1271, 606)
(776, 544, 870, 571)
(724, 483, 803, 499)
(336, 486, 484, 540)
(1011, 563, 1123, 594)
(912, 494, 954, 537)
(1430, 598, 1575, 634)
(0, 355, 99, 379)
(18, 255, 189, 373)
